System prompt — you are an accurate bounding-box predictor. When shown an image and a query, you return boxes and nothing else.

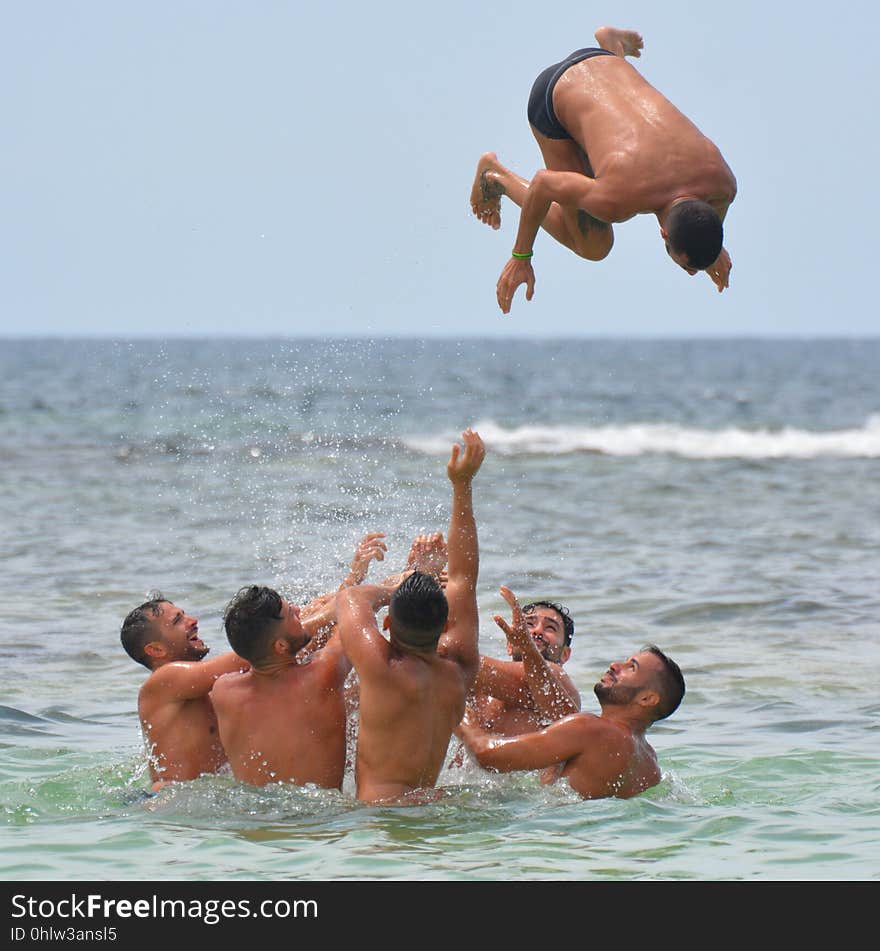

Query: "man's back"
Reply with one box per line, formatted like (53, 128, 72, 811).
(339, 429, 485, 804)
(553, 54, 735, 219)
(211, 644, 349, 788)
(353, 641, 470, 802)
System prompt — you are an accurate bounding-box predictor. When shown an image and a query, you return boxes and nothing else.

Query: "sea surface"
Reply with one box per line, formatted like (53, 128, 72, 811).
(1, 337, 878, 882)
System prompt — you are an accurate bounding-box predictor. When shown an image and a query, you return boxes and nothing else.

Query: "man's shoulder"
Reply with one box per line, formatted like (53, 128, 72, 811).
(381, 649, 460, 693)
(432, 643, 478, 686)
(209, 667, 248, 696)
(139, 662, 190, 695)
(556, 665, 582, 696)
(138, 663, 202, 713)
(436, 619, 479, 659)
(479, 654, 521, 672)
(302, 651, 349, 693)
(558, 710, 609, 737)
(564, 713, 637, 754)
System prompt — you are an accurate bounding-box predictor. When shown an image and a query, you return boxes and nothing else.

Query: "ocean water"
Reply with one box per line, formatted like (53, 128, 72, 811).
(1, 337, 878, 882)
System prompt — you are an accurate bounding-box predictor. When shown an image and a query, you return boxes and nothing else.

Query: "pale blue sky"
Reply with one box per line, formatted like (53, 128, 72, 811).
(2, 1, 877, 337)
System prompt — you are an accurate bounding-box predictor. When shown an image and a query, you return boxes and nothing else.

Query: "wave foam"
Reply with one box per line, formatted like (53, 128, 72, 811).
(404, 416, 880, 459)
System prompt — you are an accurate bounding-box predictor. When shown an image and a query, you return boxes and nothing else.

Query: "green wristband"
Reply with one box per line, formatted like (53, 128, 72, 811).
(511, 249, 533, 260)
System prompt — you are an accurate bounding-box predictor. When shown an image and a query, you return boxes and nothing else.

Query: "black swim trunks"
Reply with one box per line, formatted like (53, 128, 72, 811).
(527, 48, 616, 140)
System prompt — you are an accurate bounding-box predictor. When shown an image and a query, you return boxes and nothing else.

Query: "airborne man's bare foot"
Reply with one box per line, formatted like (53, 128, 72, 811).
(594, 26, 644, 58)
(469, 152, 505, 230)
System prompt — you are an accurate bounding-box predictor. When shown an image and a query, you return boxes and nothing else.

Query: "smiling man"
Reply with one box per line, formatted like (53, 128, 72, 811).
(209, 584, 371, 789)
(120, 594, 249, 791)
(471, 586, 580, 737)
(456, 646, 685, 800)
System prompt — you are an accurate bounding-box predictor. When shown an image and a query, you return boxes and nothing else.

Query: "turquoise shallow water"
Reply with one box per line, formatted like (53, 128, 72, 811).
(1, 338, 878, 881)
(3, 737, 877, 880)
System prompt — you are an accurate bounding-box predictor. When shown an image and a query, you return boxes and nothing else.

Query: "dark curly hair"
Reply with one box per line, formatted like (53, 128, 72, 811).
(223, 585, 284, 664)
(120, 591, 167, 669)
(522, 600, 575, 647)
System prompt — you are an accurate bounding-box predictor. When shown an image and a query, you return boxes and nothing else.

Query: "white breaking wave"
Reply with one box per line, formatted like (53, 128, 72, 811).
(404, 416, 880, 459)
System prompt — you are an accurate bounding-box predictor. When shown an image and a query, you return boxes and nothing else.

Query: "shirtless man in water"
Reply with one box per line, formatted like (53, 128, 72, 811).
(120, 595, 248, 791)
(470, 25, 737, 313)
(337, 429, 485, 803)
(457, 646, 685, 800)
(210, 586, 358, 788)
(209, 531, 446, 788)
(453, 586, 580, 783)
(473, 585, 580, 736)
(120, 534, 388, 791)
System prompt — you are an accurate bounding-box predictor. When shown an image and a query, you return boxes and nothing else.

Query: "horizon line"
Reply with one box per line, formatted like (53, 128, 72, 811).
(3, 332, 880, 342)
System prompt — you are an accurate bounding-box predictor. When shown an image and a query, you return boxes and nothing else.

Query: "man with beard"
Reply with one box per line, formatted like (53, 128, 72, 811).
(210, 584, 391, 788)
(455, 646, 685, 799)
(120, 534, 389, 791)
(120, 594, 250, 791)
(472, 586, 580, 736)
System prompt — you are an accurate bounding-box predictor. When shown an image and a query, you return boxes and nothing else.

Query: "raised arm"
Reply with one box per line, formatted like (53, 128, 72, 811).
(297, 593, 341, 659)
(300, 532, 388, 622)
(495, 586, 580, 719)
(473, 654, 532, 705)
(373, 532, 447, 589)
(336, 583, 397, 680)
(337, 532, 388, 589)
(438, 429, 485, 683)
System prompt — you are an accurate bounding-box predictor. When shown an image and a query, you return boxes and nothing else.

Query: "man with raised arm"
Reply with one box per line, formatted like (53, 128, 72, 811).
(210, 585, 362, 788)
(470, 25, 737, 313)
(337, 428, 485, 803)
(456, 646, 685, 800)
(120, 594, 249, 791)
(121, 533, 387, 792)
(473, 585, 580, 736)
